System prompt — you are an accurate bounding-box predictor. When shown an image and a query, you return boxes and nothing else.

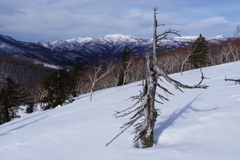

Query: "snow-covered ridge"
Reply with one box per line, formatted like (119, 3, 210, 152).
(65, 37, 93, 43)
(172, 35, 226, 42)
(0, 34, 227, 67)
(42, 34, 145, 45)
(36, 34, 225, 50)
(104, 34, 134, 39)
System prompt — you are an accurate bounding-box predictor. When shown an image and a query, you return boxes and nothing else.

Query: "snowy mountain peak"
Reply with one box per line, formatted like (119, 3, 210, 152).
(173, 36, 199, 40)
(0, 33, 227, 67)
(214, 35, 225, 39)
(66, 37, 94, 43)
(104, 34, 134, 39)
(102, 34, 142, 44)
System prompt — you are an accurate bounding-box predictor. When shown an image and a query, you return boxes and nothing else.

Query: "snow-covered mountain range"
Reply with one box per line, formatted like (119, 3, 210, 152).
(0, 34, 226, 67)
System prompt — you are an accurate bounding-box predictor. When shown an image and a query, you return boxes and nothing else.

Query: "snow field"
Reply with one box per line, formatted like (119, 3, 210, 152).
(0, 61, 240, 160)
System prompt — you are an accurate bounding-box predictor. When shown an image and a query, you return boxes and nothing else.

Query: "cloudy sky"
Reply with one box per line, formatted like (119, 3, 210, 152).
(0, 0, 239, 41)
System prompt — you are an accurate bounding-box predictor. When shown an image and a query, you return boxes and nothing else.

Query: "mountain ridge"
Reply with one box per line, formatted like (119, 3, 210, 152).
(0, 34, 226, 67)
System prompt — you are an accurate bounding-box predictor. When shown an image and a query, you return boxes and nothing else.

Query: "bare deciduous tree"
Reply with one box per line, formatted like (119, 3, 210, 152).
(130, 56, 146, 82)
(181, 34, 210, 75)
(32, 81, 48, 109)
(234, 25, 240, 38)
(121, 56, 134, 85)
(107, 7, 209, 148)
(87, 61, 114, 101)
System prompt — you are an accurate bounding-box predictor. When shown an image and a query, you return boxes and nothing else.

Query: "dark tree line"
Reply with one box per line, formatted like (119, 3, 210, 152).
(0, 55, 55, 88)
(41, 58, 83, 109)
(0, 78, 32, 125)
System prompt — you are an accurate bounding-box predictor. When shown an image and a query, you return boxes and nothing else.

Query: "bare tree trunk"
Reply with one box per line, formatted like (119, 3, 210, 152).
(136, 8, 159, 148)
(107, 7, 207, 148)
(88, 61, 114, 101)
(138, 58, 158, 147)
(225, 76, 240, 84)
(137, 7, 179, 148)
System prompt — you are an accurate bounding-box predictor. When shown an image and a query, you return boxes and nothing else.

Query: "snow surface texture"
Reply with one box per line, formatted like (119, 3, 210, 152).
(0, 61, 240, 160)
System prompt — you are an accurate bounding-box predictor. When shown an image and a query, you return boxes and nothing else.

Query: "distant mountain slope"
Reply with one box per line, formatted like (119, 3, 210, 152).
(0, 55, 55, 88)
(0, 34, 226, 67)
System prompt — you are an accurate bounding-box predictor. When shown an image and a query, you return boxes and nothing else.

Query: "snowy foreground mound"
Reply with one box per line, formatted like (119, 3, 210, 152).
(1, 62, 240, 160)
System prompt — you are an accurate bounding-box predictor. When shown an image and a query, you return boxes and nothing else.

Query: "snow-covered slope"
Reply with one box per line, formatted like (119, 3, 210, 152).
(1, 61, 239, 160)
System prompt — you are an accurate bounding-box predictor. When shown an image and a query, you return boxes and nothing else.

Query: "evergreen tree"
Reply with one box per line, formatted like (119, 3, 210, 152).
(0, 77, 31, 125)
(117, 45, 134, 86)
(187, 34, 211, 69)
(25, 103, 35, 114)
(41, 68, 74, 110)
(70, 57, 84, 97)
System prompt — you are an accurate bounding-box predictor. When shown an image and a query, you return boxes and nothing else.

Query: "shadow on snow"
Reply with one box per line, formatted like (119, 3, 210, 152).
(153, 95, 218, 144)
(0, 116, 49, 137)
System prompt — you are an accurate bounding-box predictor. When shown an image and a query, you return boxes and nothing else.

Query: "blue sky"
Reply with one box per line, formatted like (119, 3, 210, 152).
(0, 0, 239, 41)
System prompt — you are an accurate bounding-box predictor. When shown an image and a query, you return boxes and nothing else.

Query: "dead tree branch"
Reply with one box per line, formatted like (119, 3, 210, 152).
(225, 76, 240, 84)
(107, 7, 208, 148)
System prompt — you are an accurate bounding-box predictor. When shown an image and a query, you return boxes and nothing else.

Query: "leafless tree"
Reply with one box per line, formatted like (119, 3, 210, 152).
(130, 56, 146, 82)
(121, 56, 134, 85)
(87, 61, 114, 101)
(234, 25, 240, 38)
(158, 51, 179, 74)
(110, 63, 122, 87)
(107, 7, 209, 148)
(227, 39, 240, 62)
(180, 44, 203, 75)
(32, 81, 48, 109)
(181, 35, 210, 75)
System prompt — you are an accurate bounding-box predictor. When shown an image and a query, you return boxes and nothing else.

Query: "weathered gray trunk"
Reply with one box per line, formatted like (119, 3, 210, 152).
(138, 111, 157, 147)
(137, 8, 159, 148)
(138, 74, 158, 147)
(137, 55, 158, 147)
(107, 7, 208, 149)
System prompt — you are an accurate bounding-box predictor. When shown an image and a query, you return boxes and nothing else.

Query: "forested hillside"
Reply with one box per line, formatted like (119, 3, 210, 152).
(0, 36, 240, 125)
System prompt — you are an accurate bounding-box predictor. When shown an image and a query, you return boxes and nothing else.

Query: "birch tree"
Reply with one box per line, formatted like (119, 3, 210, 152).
(88, 61, 114, 101)
(117, 46, 134, 86)
(107, 7, 209, 148)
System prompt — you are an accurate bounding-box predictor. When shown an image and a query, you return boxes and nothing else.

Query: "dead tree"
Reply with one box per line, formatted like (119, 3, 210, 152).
(106, 7, 209, 148)
(225, 76, 240, 84)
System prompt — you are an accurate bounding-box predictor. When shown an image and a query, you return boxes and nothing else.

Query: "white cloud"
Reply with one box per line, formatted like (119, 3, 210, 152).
(0, 0, 238, 41)
(168, 16, 234, 37)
